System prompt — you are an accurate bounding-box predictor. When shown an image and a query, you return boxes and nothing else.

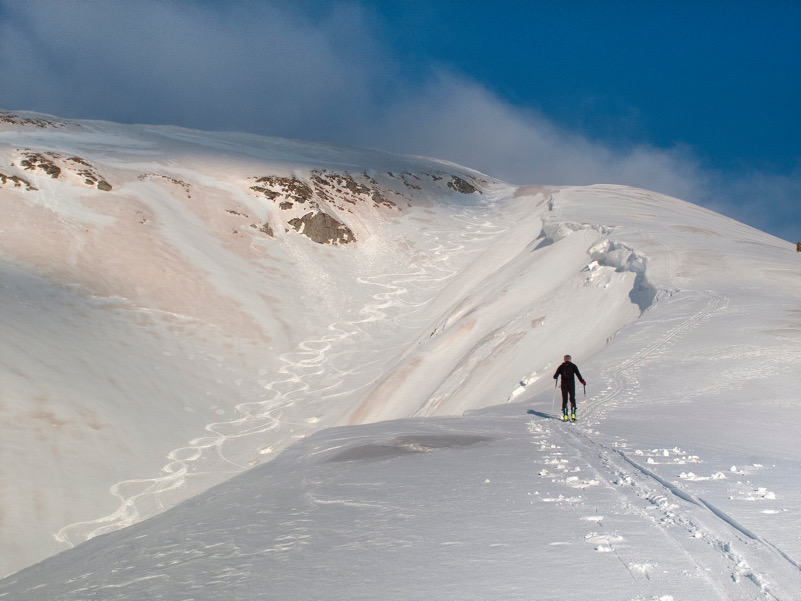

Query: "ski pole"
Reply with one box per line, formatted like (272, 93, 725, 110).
(552, 383, 558, 413)
(583, 383, 587, 404)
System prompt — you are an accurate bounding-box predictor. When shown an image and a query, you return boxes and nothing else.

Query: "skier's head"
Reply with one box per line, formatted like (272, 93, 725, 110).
(564, 355, 571, 362)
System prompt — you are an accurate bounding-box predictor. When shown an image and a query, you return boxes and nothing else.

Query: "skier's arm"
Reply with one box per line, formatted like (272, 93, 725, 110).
(553, 366, 560, 384)
(575, 366, 586, 385)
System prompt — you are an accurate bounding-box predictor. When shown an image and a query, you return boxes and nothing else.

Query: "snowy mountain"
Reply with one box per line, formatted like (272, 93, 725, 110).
(1, 110, 800, 599)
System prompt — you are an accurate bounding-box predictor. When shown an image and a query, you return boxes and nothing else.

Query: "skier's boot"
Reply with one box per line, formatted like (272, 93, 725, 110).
(562, 412, 569, 422)
(571, 411, 577, 422)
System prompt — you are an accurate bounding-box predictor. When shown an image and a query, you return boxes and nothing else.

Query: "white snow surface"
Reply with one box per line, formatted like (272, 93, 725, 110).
(1, 111, 800, 599)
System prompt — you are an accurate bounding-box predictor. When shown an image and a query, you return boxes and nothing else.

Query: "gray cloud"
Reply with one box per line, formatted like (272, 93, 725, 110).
(357, 73, 801, 240)
(1, 1, 797, 242)
(0, 1, 387, 133)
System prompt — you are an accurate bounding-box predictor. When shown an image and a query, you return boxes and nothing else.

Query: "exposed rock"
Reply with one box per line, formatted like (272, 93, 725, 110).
(395, 172, 422, 191)
(0, 172, 37, 191)
(288, 212, 354, 245)
(20, 152, 61, 178)
(0, 111, 69, 128)
(14, 152, 113, 190)
(67, 156, 92, 167)
(248, 170, 411, 245)
(64, 156, 112, 190)
(251, 176, 313, 204)
(251, 222, 274, 237)
(138, 173, 191, 197)
(310, 170, 396, 209)
(447, 176, 479, 194)
(371, 189, 392, 207)
(250, 186, 279, 199)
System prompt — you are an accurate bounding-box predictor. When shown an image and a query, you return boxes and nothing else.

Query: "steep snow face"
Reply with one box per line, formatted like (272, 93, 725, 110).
(1, 112, 514, 575)
(2, 111, 799, 594)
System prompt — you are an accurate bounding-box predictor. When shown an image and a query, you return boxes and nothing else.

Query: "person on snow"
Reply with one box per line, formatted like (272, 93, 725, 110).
(553, 355, 586, 422)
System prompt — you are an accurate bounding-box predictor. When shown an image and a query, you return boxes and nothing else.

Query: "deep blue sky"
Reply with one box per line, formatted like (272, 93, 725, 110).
(377, 1, 800, 173)
(1, 1, 799, 240)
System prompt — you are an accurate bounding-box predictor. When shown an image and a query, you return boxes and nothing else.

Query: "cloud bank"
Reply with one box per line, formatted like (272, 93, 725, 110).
(1, 1, 797, 241)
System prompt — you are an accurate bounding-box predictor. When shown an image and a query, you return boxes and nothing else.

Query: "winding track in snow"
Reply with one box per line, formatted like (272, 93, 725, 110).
(56, 191, 514, 547)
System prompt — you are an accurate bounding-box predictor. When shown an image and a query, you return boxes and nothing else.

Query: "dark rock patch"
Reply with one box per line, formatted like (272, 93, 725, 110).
(138, 173, 190, 197)
(251, 222, 274, 237)
(0, 172, 37, 191)
(311, 170, 396, 209)
(0, 111, 69, 129)
(20, 152, 61, 179)
(447, 176, 478, 194)
(15, 152, 112, 190)
(288, 211, 354, 245)
(251, 176, 313, 204)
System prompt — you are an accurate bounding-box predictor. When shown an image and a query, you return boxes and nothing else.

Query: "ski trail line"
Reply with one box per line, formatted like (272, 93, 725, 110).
(55, 193, 514, 547)
(584, 289, 728, 421)
(527, 227, 801, 599)
(529, 414, 801, 599)
(527, 418, 733, 599)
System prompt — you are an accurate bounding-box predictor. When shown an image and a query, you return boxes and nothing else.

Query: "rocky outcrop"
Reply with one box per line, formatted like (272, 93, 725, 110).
(138, 173, 189, 197)
(247, 169, 486, 246)
(0, 110, 69, 129)
(15, 150, 112, 191)
(288, 212, 354, 245)
(310, 170, 396, 210)
(251, 176, 314, 205)
(447, 175, 479, 194)
(68, 156, 112, 190)
(252, 222, 274, 237)
(0, 172, 37, 191)
(20, 152, 61, 179)
(249, 173, 361, 246)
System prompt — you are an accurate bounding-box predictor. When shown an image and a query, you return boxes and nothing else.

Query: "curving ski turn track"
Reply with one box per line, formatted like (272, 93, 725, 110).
(56, 193, 513, 547)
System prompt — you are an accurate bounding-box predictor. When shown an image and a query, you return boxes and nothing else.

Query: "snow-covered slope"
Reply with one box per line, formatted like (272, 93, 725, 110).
(1, 110, 800, 599)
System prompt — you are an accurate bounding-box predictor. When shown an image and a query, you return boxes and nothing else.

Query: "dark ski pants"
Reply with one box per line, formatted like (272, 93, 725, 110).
(561, 384, 576, 414)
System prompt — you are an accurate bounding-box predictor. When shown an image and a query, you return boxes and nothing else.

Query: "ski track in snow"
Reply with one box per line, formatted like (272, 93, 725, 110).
(586, 289, 728, 422)
(55, 193, 513, 547)
(527, 414, 801, 599)
(525, 282, 801, 600)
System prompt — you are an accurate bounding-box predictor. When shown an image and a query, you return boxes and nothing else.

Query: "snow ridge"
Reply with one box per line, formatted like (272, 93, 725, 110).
(2, 114, 800, 599)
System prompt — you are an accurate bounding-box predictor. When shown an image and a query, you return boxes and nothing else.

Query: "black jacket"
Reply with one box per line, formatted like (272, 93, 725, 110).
(553, 361, 585, 389)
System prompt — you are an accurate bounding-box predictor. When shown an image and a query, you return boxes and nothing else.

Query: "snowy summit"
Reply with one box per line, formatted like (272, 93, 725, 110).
(0, 110, 800, 600)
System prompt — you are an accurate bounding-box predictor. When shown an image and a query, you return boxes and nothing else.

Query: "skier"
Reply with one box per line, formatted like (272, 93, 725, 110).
(553, 355, 586, 422)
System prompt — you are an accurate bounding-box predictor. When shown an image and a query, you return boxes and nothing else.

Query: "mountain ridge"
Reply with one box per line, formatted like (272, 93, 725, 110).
(1, 111, 799, 597)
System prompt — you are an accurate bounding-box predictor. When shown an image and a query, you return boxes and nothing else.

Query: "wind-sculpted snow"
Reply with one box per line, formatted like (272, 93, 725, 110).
(588, 239, 657, 313)
(1, 113, 800, 597)
(1, 111, 560, 574)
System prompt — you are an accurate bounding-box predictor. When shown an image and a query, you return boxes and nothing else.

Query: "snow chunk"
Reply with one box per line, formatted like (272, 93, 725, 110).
(588, 238, 657, 312)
